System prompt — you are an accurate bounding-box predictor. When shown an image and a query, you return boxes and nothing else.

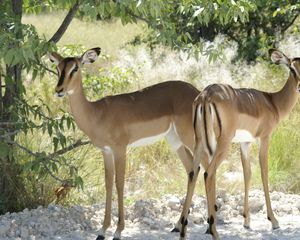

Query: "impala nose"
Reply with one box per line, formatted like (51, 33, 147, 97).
(55, 87, 65, 98)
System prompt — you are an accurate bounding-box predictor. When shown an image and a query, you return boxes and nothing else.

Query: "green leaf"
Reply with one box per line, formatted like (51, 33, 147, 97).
(32, 69, 38, 81)
(0, 142, 9, 158)
(47, 124, 53, 136)
(53, 137, 59, 151)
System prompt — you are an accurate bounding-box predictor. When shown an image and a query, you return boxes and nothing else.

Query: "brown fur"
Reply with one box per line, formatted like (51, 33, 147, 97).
(49, 49, 199, 239)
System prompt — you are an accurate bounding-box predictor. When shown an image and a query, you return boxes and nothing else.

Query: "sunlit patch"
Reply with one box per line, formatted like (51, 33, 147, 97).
(67, 89, 74, 95)
(232, 129, 255, 143)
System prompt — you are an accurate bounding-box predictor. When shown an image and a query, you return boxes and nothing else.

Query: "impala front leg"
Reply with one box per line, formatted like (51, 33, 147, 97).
(172, 145, 194, 233)
(259, 138, 279, 229)
(112, 147, 126, 240)
(240, 142, 251, 228)
(97, 148, 115, 240)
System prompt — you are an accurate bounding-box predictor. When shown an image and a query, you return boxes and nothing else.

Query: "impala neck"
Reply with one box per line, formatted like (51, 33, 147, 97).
(272, 72, 299, 119)
(68, 79, 97, 135)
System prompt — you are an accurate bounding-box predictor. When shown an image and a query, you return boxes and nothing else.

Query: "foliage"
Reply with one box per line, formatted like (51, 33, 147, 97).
(78, 0, 254, 60)
(81, 0, 299, 62)
(1, 0, 300, 214)
(84, 66, 138, 99)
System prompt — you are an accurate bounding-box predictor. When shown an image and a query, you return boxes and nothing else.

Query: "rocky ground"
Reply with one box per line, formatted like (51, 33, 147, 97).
(0, 190, 300, 240)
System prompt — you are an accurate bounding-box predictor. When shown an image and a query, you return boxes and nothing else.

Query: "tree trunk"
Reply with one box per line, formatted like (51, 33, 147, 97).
(0, 0, 24, 214)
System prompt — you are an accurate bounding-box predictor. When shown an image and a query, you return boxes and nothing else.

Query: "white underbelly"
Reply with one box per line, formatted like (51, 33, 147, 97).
(128, 123, 183, 150)
(232, 129, 256, 143)
(129, 131, 167, 147)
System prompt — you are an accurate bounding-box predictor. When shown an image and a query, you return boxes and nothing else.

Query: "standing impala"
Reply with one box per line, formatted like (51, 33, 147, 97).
(49, 48, 200, 240)
(179, 49, 300, 240)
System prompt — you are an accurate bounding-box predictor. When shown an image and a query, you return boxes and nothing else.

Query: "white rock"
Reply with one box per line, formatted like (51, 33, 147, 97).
(142, 217, 154, 226)
(249, 197, 264, 213)
(0, 221, 10, 237)
(167, 196, 181, 210)
(20, 226, 29, 239)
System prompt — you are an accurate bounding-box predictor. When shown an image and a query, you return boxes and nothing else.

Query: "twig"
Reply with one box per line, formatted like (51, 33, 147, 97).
(0, 130, 20, 138)
(41, 162, 65, 184)
(37, 62, 57, 76)
(48, 139, 90, 158)
(0, 121, 24, 125)
(6, 139, 90, 183)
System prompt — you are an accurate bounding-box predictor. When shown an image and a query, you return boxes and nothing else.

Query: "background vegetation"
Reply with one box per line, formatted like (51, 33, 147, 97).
(1, 0, 300, 214)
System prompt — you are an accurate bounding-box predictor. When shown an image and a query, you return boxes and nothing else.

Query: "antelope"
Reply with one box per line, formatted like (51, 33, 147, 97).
(48, 48, 200, 240)
(178, 49, 300, 240)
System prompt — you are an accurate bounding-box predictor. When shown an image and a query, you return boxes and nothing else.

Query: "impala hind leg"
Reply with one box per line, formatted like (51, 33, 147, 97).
(172, 145, 194, 233)
(179, 143, 208, 240)
(112, 148, 126, 240)
(259, 138, 279, 229)
(97, 148, 115, 240)
(204, 140, 231, 240)
(240, 142, 252, 229)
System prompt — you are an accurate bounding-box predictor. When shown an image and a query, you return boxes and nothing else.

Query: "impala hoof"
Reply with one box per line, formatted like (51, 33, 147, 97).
(243, 225, 250, 229)
(171, 227, 180, 232)
(96, 235, 105, 240)
(273, 225, 280, 230)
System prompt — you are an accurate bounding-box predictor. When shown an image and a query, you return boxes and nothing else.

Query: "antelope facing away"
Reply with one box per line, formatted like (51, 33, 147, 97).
(49, 48, 200, 240)
(178, 49, 300, 240)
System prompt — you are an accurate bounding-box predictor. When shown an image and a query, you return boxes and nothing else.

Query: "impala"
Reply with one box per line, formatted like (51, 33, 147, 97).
(179, 49, 300, 240)
(49, 48, 200, 240)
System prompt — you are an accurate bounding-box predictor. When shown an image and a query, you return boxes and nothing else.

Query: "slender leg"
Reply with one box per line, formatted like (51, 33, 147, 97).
(112, 147, 126, 240)
(179, 142, 207, 240)
(172, 145, 194, 233)
(204, 140, 231, 240)
(204, 169, 217, 238)
(240, 142, 251, 228)
(97, 148, 115, 240)
(259, 138, 279, 229)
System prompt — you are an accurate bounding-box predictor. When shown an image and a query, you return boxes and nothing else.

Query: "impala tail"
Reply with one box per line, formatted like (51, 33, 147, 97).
(193, 99, 222, 160)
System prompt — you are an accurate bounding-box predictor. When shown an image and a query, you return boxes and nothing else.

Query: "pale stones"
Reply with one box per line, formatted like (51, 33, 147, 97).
(167, 195, 181, 211)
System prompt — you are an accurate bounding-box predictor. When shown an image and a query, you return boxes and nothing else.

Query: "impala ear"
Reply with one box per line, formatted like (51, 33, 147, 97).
(80, 47, 101, 65)
(49, 52, 63, 65)
(269, 49, 290, 66)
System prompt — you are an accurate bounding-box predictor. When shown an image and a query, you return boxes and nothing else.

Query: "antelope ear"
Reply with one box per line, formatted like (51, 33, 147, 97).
(269, 49, 290, 66)
(49, 52, 63, 65)
(80, 47, 101, 65)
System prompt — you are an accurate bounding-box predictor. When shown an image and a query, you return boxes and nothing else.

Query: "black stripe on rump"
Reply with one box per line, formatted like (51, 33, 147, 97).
(203, 104, 212, 155)
(193, 105, 199, 130)
(212, 103, 222, 135)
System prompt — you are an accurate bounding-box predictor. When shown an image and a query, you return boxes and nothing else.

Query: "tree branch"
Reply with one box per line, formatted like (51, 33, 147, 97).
(37, 62, 58, 76)
(6, 139, 90, 183)
(48, 139, 90, 158)
(281, 12, 299, 33)
(48, 1, 80, 43)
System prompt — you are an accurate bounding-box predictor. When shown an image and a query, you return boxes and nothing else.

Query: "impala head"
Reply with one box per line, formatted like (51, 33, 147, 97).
(269, 48, 300, 82)
(49, 47, 101, 97)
